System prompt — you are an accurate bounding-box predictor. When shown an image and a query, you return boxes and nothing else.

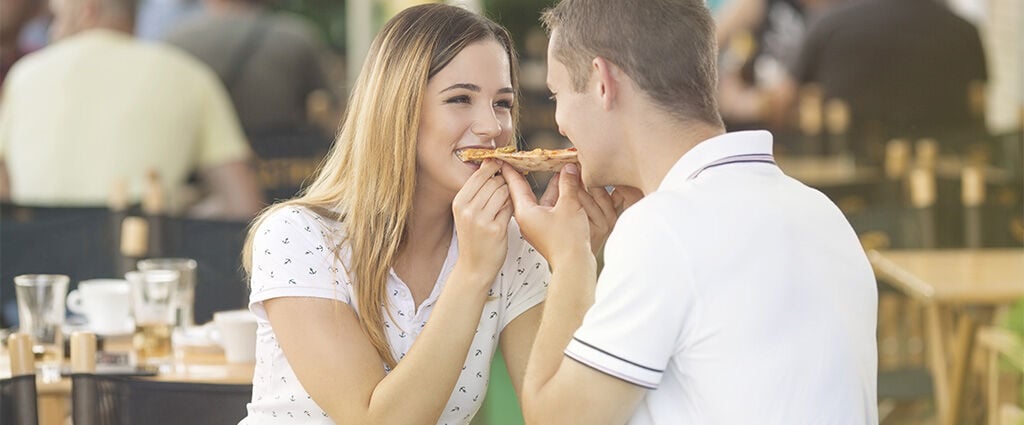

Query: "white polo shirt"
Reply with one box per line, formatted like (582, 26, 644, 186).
(244, 206, 549, 425)
(565, 131, 878, 424)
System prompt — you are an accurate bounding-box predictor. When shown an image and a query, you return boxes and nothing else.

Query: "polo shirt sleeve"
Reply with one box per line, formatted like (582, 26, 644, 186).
(565, 201, 694, 389)
(249, 207, 352, 320)
(193, 67, 252, 169)
(498, 220, 550, 331)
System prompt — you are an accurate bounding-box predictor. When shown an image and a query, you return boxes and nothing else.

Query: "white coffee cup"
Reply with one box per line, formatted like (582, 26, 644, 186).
(208, 310, 258, 363)
(67, 279, 132, 335)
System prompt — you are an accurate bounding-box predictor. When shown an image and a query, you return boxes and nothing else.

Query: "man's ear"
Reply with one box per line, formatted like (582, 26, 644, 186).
(592, 57, 619, 111)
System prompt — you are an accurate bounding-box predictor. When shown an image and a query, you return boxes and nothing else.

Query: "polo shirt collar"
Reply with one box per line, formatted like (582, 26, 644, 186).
(659, 130, 774, 191)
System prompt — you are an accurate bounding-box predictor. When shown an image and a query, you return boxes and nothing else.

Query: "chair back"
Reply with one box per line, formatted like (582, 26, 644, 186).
(1, 206, 117, 327)
(1, 333, 39, 425)
(162, 218, 251, 324)
(70, 331, 252, 425)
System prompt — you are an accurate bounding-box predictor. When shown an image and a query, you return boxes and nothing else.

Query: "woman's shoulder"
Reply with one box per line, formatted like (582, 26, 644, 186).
(254, 205, 344, 247)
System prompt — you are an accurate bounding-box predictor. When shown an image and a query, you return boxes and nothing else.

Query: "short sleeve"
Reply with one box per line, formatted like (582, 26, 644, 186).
(498, 220, 550, 331)
(564, 200, 693, 389)
(193, 65, 251, 169)
(248, 207, 351, 320)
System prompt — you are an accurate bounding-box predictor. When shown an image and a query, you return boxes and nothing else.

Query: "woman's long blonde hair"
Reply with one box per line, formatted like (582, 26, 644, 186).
(242, 4, 520, 369)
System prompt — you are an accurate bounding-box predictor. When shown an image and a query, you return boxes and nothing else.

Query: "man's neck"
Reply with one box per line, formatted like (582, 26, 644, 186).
(626, 115, 724, 194)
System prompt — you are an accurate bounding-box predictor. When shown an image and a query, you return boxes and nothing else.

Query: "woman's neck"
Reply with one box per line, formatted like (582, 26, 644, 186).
(392, 189, 455, 306)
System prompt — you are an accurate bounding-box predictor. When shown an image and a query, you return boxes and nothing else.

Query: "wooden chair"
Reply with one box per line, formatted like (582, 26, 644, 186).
(0, 333, 39, 425)
(978, 327, 1024, 425)
(70, 332, 253, 425)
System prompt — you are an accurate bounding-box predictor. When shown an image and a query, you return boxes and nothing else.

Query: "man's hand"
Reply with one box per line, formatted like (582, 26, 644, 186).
(518, 168, 643, 258)
(502, 163, 592, 267)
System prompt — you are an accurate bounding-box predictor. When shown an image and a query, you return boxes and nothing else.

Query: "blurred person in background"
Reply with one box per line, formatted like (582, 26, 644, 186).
(164, 0, 337, 201)
(747, 0, 988, 163)
(164, 0, 335, 137)
(715, 0, 844, 131)
(0, 0, 42, 87)
(136, 0, 201, 40)
(0, 0, 263, 219)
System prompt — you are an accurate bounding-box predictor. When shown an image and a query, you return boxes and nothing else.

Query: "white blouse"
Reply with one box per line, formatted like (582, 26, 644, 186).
(241, 206, 549, 424)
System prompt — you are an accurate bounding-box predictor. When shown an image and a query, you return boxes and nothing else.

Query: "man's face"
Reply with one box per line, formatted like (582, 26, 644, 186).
(49, 0, 89, 41)
(546, 31, 615, 188)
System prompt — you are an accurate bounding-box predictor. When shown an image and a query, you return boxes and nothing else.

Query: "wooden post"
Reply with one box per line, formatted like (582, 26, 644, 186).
(962, 165, 986, 248)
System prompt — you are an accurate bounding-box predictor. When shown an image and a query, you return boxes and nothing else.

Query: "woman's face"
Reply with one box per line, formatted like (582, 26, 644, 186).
(416, 39, 514, 200)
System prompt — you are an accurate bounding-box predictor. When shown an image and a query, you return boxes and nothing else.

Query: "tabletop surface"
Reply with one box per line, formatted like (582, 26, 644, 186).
(868, 248, 1024, 304)
(0, 333, 254, 390)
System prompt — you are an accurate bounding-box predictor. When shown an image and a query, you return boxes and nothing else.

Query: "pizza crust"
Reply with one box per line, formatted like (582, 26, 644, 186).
(457, 147, 579, 173)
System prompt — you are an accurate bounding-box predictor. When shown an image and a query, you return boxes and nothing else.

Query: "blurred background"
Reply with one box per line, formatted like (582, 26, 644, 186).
(0, 0, 1021, 424)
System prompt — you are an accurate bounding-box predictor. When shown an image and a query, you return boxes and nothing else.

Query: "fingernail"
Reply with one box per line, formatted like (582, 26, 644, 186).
(564, 163, 579, 175)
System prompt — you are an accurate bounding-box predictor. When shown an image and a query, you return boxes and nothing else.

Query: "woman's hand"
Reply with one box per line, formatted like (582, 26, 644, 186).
(451, 159, 513, 285)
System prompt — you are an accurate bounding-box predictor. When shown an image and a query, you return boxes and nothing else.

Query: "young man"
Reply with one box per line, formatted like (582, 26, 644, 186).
(503, 0, 878, 423)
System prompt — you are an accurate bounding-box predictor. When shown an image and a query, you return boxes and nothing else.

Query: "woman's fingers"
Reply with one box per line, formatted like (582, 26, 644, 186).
(454, 159, 504, 207)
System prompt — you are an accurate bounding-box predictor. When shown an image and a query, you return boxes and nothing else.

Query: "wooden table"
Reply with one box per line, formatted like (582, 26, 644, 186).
(869, 249, 1024, 425)
(0, 334, 254, 425)
(776, 156, 882, 189)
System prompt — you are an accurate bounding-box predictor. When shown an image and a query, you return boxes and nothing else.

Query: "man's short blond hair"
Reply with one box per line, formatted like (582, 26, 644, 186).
(542, 0, 723, 127)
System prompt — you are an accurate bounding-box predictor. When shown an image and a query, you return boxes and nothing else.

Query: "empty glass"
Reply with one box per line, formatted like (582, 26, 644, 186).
(14, 274, 69, 382)
(137, 258, 197, 329)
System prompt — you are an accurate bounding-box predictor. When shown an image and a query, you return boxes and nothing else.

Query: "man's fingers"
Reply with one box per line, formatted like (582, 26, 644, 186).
(590, 186, 617, 223)
(501, 163, 538, 211)
(539, 172, 560, 207)
(576, 189, 604, 226)
(555, 163, 582, 207)
(610, 186, 644, 213)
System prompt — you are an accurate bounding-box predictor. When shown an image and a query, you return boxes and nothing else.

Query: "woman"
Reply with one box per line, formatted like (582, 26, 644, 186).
(240, 5, 575, 424)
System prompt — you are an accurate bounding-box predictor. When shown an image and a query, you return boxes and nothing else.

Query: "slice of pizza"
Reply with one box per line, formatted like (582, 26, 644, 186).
(457, 146, 579, 173)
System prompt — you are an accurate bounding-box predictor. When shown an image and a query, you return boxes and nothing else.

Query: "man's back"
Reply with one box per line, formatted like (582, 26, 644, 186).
(571, 132, 878, 424)
(0, 29, 250, 206)
(165, 10, 330, 133)
(791, 0, 987, 156)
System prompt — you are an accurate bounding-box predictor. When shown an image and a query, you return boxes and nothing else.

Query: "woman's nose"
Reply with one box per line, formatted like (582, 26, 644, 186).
(471, 108, 503, 140)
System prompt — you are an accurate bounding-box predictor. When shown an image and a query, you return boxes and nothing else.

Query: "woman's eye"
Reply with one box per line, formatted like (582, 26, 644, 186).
(547, 94, 557, 104)
(444, 95, 471, 104)
(494, 99, 513, 109)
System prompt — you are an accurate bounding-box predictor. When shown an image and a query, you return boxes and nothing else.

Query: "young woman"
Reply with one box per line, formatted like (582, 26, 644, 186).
(240, 4, 565, 424)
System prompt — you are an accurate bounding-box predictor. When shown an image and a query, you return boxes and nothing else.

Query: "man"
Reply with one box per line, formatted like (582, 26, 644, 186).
(503, 0, 878, 423)
(0, 0, 263, 219)
(164, 0, 335, 137)
(774, 0, 987, 162)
